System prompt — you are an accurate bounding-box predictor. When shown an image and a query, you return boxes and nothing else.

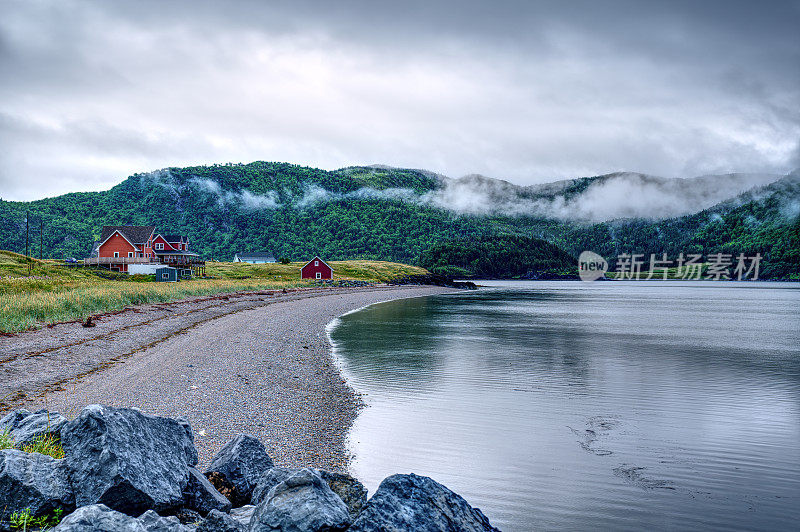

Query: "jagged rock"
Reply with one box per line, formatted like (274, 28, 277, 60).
(250, 467, 294, 505)
(0, 449, 74, 518)
(138, 510, 190, 531)
(196, 509, 246, 532)
(0, 409, 68, 448)
(317, 469, 368, 518)
(228, 506, 255, 528)
(53, 504, 147, 531)
(250, 468, 350, 532)
(53, 505, 190, 532)
(0, 409, 30, 432)
(204, 435, 273, 506)
(184, 467, 232, 515)
(252, 467, 367, 518)
(60, 405, 199, 516)
(349, 473, 499, 532)
(174, 508, 203, 526)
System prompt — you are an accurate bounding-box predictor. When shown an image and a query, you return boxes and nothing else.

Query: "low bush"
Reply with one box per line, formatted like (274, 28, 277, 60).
(9, 507, 64, 530)
(21, 433, 64, 460)
(128, 274, 156, 283)
(0, 429, 12, 450)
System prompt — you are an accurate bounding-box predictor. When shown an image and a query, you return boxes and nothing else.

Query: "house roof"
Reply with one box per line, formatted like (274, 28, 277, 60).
(161, 234, 186, 242)
(100, 226, 155, 245)
(235, 252, 276, 260)
(301, 256, 333, 271)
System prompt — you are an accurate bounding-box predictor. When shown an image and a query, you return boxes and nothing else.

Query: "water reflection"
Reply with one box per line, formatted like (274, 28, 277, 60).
(330, 281, 800, 531)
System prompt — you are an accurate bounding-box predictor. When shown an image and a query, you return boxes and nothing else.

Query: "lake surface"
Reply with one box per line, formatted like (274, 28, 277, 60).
(328, 281, 800, 531)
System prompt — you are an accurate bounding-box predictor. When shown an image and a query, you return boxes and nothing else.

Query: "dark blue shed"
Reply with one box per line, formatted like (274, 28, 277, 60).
(155, 266, 178, 282)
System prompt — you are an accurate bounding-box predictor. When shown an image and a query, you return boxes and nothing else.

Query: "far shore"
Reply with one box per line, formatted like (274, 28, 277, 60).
(0, 284, 457, 471)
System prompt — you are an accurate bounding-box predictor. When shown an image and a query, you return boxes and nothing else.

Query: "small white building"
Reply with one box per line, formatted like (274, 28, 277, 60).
(127, 263, 162, 275)
(233, 252, 277, 264)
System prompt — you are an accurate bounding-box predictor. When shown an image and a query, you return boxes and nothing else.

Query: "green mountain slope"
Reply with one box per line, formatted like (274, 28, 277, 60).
(0, 162, 797, 279)
(528, 173, 800, 278)
(0, 163, 480, 262)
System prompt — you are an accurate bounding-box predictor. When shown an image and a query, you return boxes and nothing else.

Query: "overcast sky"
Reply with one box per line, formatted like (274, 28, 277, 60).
(1, 0, 798, 200)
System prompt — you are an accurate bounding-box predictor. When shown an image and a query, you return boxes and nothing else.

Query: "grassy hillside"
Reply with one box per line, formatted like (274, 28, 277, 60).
(0, 250, 427, 332)
(0, 162, 797, 279)
(0, 163, 466, 262)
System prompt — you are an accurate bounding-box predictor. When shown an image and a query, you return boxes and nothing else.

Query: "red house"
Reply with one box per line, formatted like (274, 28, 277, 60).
(301, 256, 333, 280)
(86, 226, 203, 275)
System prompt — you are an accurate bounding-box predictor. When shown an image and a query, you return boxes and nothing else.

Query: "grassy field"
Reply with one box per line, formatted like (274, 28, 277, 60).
(0, 251, 427, 333)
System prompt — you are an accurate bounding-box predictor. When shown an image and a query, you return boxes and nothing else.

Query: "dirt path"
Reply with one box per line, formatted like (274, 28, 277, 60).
(0, 285, 453, 471)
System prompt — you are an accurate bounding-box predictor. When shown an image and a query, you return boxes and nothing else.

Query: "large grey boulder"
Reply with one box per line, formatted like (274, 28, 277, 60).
(0, 449, 74, 518)
(228, 506, 255, 528)
(317, 469, 368, 518)
(60, 405, 199, 516)
(53, 504, 189, 531)
(250, 467, 295, 505)
(0, 409, 69, 448)
(138, 510, 191, 531)
(250, 468, 350, 532)
(349, 473, 499, 532)
(53, 504, 147, 531)
(252, 467, 367, 518)
(184, 467, 232, 515)
(196, 509, 246, 532)
(204, 435, 273, 506)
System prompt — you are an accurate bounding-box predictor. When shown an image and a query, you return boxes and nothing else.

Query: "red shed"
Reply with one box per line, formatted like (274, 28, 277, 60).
(301, 256, 333, 280)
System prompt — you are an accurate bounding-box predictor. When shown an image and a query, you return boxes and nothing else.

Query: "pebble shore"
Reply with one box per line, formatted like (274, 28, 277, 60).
(0, 285, 454, 472)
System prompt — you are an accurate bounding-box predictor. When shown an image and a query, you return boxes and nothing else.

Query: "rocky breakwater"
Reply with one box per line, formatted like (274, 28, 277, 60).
(388, 274, 477, 290)
(1, 405, 499, 531)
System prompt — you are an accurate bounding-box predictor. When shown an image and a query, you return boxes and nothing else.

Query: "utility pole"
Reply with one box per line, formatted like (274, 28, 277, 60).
(25, 212, 31, 274)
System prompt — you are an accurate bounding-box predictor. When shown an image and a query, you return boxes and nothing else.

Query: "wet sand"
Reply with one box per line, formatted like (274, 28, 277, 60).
(0, 285, 454, 471)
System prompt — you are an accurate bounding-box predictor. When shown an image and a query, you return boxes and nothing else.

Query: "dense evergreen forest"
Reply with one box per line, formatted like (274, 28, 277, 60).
(0, 162, 797, 279)
(419, 235, 576, 278)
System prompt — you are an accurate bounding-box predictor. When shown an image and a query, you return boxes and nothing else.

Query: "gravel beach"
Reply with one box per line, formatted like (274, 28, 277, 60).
(0, 285, 454, 471)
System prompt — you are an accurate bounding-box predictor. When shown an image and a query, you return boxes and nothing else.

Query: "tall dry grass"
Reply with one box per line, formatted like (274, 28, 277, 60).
(0, 278, 305, 332)
(0, 254, 428, 332)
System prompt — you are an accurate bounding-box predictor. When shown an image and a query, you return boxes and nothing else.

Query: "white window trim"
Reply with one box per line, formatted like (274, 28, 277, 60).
(316, 272, 322, 279)
(314, 261, 319, 266)
(128, 252, 134, 258)
(162, 273, 169, 279)
(155, 243, 164, 250)
(113, 252, 119, 258)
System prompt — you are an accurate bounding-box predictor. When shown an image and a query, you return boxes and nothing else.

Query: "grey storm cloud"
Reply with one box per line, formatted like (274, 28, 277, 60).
(0, 0, 798, 200)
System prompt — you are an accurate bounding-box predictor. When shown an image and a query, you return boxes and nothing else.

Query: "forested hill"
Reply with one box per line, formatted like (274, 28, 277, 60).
(0, 163, 482, 262)
(0, 162, 798, 279)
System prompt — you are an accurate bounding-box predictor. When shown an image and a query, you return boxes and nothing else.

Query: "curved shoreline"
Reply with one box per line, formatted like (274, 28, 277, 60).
(2, 285, 456, 472)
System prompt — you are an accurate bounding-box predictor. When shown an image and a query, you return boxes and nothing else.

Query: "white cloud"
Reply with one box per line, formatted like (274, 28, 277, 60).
(0, 0, 798, 200)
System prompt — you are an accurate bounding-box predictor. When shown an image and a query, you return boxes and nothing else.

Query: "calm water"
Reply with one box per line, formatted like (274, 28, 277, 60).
(328, 281, 800, 531)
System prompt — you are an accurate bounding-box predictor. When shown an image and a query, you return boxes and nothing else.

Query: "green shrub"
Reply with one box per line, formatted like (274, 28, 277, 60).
(21, 433, 64, 460)
(429, 265, 473, 278)
(0, 429, 13, 450)
(9, 507, 64, 530)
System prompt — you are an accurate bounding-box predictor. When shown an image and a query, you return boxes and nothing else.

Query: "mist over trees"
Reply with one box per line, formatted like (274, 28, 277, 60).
(0, 162, 797, 279)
